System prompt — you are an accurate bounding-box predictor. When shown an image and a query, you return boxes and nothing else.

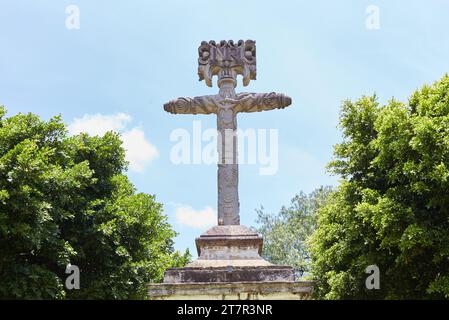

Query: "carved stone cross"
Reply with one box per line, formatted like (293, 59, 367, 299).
(164, 40, 292, 226)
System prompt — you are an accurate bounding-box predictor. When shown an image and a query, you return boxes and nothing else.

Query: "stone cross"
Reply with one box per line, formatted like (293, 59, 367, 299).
(164, 40, 292, 226)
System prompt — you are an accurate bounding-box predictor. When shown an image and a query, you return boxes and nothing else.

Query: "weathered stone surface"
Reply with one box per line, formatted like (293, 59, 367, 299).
(164, 266, 294, 283)
(163, 225, 295, 282)
(195, 225, 263, 258)
(185, 259, 272, 268)
(200, 225, 258, 237)
(148, 281, 313, 300)
(197, 40, 256, 88)
(182, 225, 272, 268)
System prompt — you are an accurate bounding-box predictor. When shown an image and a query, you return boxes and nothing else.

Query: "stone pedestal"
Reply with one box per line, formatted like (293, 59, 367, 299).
(147, 281, 313, 300)
(148, 225, 313, 300)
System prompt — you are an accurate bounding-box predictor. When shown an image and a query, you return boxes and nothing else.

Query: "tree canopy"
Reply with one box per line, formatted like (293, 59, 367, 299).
(0, 107, 189, 299)
(254, 187, 332, 278)
(310, 75, 449, 299)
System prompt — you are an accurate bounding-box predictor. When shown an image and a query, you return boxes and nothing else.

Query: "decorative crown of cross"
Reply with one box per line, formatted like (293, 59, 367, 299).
(198, 40, 257, 87)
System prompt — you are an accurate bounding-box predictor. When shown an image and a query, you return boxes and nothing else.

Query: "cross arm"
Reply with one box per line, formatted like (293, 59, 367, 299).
(234, 92, 292, 113)
(163, 95, 217, 115)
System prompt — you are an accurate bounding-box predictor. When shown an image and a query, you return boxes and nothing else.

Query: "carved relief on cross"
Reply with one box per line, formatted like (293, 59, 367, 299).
(164, 40, 292, 226)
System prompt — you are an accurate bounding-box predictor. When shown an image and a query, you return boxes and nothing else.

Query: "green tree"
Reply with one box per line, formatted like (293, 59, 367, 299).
(254, 187, 332, 278)
(0, 107, 190, 299)
(310, 75, 449, 299)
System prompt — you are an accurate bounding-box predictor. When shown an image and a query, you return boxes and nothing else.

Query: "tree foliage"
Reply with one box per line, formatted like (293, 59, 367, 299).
(254, 187, 332, 278)
(0, 107, 190, 299)
(310, 75, 449, 299)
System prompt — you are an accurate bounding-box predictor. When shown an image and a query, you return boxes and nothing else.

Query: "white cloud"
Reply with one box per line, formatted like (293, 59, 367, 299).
(68, 113, 158, 172)
(121, 128, 158, 172)
(175, 205, 216, 229)
(68, 113, 131, 136)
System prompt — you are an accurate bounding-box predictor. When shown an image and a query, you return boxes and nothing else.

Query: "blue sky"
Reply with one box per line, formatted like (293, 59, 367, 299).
(1, 0, 449, 256)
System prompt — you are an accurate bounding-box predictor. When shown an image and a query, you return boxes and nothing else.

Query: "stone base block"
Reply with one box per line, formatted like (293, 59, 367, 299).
(182, 225, 273, 269)
(164, 266, 295, 283)
(149, 224, 313, 300)
(162, 225, 296, 284)
(194, 225, 263, 259)
(148, 281, 313, 300)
